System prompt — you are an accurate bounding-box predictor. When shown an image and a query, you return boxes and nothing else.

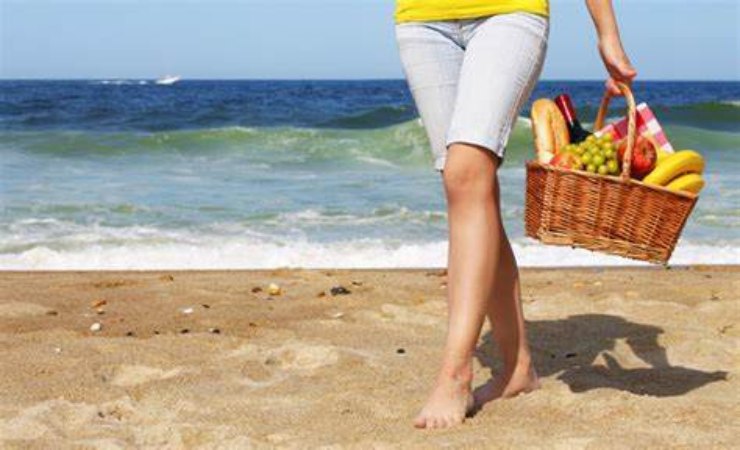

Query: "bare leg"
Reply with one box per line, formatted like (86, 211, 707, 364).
(474, 195, 540, 405)
(414, 143, 503, 429)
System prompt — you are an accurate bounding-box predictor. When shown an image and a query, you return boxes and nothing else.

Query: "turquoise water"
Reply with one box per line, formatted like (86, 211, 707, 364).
(1, 80, 738, 268)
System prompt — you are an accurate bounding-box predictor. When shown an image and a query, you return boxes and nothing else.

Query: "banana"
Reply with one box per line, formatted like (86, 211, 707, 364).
(656, 148, 671, 164)
(665, 173, 705, 194)
(643, 150, 704, 186)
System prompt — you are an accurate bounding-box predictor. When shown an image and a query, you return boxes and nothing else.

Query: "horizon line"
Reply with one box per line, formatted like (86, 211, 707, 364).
(1, 77, 739, 83)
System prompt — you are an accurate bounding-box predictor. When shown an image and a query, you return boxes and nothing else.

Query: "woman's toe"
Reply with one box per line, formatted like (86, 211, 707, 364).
(429, 417, 440, 429)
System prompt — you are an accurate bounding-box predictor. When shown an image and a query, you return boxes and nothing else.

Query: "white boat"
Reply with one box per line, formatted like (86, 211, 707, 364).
(155, 75, 181, 85)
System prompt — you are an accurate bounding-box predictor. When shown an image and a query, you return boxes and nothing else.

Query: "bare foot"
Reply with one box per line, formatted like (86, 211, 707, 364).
(473, 361, 540, 409)
(500, 362, 540, 398)
(413, 364, 475, 429)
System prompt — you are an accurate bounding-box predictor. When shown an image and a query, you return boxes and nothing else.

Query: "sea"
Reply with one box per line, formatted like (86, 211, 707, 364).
(1, 80, 738, 269)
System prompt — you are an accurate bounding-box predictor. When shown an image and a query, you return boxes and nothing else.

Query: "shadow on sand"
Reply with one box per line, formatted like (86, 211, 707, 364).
(474, 313, 728, 398)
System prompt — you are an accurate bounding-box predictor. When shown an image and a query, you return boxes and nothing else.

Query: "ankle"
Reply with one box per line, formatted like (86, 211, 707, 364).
(438, 354, 474, 385)
(503, 352, 534, 374)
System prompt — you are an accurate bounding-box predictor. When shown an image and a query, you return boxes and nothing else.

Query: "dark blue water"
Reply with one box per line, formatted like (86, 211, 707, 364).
(1, 80, 738, 269)
(2, 80, 739, 132)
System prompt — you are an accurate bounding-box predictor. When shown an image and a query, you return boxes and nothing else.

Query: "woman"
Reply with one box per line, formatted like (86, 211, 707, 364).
(394, 0, 636, 429)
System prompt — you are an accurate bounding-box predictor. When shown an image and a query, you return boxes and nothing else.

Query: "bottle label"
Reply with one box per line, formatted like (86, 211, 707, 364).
(555, 94, 577, 124)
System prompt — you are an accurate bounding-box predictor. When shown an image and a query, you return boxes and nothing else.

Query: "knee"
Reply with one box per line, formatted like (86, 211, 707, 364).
(442, 147, 498, 201)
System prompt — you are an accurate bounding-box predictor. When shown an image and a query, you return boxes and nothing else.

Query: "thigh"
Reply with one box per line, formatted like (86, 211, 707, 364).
(446, 12, 549, 162)
(395, 22, 464, 171)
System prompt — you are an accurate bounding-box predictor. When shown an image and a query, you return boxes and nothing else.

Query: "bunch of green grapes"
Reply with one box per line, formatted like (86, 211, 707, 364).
(561, 133, 620, 176)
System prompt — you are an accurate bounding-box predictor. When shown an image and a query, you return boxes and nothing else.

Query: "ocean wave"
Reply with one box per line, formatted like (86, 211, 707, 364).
(1, 206, 736, 269)
(662, 124, 740, 153)
(269, 207, 447, 227)
(316, 105, 416, 129)
(652, 102, 740, 132)
(1, 236, 737, 270)
(0, 117, 540, 164)
(3, 116, 735, 172)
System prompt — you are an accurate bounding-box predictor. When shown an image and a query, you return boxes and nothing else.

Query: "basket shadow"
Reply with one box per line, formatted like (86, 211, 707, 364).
(474, 313, 728, 398)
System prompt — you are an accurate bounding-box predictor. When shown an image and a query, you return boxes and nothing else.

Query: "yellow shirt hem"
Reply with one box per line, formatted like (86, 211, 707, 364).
(395, 4, 548, 23)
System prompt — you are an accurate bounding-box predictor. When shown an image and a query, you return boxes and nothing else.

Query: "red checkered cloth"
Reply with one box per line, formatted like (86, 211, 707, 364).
(595, 103, 674, 153)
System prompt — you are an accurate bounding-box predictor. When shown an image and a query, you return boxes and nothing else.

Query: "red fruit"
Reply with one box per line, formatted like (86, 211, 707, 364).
(618, 135, 657, 179)
(550, 152, 581, 170)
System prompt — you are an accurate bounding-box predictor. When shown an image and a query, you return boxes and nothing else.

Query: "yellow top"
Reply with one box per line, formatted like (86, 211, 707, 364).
(395, 0, 548, 23)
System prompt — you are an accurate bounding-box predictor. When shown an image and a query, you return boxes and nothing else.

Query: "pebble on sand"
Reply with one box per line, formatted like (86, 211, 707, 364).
(90, 322, 102, 332)
(181, 307, 194, 315)
(268, 283, 282, 296)
(91, 299, 107, 308)
(330, 286, 351, 296)
(251, 286, 263, 293)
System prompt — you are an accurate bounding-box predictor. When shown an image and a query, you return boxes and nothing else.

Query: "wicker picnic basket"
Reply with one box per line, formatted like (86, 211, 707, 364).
(524, 82, 698, 264)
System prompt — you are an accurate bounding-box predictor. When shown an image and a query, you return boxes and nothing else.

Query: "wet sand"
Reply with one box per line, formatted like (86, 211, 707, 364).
(0, 267, 737, 448)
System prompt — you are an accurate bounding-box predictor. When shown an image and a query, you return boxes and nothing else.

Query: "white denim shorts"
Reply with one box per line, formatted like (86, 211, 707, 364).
(395, 12, 549, 171)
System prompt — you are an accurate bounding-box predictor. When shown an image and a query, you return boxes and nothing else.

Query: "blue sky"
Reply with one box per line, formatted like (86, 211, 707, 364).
(1, 0, 738, 80)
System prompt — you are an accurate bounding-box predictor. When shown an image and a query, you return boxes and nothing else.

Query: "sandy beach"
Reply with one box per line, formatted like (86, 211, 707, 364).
(0, 266, 737, 448)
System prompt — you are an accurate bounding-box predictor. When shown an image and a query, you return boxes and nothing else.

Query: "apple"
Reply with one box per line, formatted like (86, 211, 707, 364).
(618, 134, 657, 180)
(550, 152, 582, 170)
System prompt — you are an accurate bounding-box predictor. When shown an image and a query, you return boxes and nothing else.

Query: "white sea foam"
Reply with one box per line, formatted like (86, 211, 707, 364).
(354, 155, 399, 168)
(1, 237, 736, 270)
(96, 80, 136, 86)
(517, 117, 532, 128)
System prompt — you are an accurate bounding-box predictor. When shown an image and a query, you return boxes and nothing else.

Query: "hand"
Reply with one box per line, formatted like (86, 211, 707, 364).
(598, 35, 637, 96)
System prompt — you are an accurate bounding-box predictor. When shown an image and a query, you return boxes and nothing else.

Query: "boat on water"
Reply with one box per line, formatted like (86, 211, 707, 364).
(155, 75, 181, 85)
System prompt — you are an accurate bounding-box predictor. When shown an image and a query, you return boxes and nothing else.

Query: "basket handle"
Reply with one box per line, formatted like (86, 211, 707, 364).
(593, 82, 637, 181)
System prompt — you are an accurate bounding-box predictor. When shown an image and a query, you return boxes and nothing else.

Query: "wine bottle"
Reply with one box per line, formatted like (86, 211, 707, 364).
(554, 94, 592, 144)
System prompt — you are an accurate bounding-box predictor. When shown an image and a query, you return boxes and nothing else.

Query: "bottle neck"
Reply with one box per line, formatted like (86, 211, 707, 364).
(555, 94, 580, 126)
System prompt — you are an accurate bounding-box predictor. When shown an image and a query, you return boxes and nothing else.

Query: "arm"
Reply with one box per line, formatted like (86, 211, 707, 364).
(585, 0, 637, 95)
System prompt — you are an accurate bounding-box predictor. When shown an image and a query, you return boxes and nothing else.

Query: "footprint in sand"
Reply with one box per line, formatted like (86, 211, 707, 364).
(365, 303, 441, 327)
(0, 398, 100, 440)
(0, 302, 54, 318)
(230, 341, 341, 387)
(99, 365, 184, 387)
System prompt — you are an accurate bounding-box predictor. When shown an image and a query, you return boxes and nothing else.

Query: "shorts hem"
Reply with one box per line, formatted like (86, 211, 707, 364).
(445, 134, 505, 160)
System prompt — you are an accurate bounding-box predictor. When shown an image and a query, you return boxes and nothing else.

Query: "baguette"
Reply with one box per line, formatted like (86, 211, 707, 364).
(531, 98, 570, 164)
